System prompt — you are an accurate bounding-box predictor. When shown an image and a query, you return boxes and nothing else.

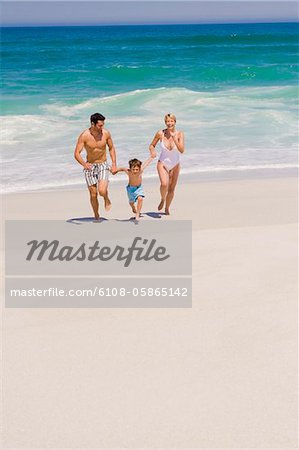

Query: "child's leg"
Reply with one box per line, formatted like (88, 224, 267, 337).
(136, 196, 143, 219)
(129, 201, 136, 214)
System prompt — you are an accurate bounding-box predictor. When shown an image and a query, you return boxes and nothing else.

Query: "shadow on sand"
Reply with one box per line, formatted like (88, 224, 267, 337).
(115, 216, 141, 224)
(143, 211, 166, 219)
(66, 217, 108, 225)
(67, 211, 166, 224)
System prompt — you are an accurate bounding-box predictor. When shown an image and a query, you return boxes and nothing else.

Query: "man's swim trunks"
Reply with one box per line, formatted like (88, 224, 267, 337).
(126, 184, 145, 203)
(84, 161, 110, 186)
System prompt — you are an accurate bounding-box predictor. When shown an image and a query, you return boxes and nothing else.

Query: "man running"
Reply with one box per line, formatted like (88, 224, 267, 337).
(74, 113, 117, 219)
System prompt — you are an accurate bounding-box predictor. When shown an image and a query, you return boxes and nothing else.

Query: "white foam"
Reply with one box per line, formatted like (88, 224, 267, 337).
(1, 85, 298, 193)
(41, 88, 167, 117)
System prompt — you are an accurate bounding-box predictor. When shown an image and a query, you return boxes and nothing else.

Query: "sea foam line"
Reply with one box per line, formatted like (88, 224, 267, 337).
(2, 163, 298, 194)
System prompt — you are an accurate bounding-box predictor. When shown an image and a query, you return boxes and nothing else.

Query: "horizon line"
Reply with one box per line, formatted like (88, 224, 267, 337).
(1, 19, 298, 28)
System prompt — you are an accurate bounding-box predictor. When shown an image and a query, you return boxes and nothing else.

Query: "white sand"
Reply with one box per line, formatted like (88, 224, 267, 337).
(1, 176, 298, 448)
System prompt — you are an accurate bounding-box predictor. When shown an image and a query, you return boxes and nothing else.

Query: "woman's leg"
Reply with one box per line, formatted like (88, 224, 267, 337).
(157, 161, 169, 211)
(165, 164, 180, 215)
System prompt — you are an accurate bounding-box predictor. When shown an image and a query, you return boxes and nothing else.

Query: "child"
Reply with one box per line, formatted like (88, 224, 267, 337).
(114, 156, 154, 220)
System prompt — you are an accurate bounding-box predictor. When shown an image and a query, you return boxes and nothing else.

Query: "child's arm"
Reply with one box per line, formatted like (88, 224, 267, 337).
(112, 167, 129, 175)
(141, 156, 154, 171)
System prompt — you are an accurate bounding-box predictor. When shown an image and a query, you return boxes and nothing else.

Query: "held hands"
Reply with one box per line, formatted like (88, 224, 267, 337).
(109, 156, 155, 176)
(110, 164, 117, 175)
(84, 162, 118, 174)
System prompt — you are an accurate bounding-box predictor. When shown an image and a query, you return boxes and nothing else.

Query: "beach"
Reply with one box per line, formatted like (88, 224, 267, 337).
(2, 173, 298, 447)
(2, 18, 298, 448)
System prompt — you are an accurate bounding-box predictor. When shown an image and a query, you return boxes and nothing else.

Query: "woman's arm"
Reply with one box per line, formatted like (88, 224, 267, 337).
(148, 130, 161, 158)
(171, 131, 185, 153)
(141, 156, 154, 171)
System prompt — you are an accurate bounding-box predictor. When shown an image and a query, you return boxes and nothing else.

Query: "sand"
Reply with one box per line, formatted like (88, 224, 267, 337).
(1, 175, 298, 448)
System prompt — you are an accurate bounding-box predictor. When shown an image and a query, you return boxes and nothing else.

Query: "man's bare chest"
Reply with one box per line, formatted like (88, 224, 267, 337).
(85, 134, 107, 150)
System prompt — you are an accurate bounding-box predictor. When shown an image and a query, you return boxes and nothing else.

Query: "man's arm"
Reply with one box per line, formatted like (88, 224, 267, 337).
(141, 156, 154, 171)
(106, 131, 117, 174)
(113, 167, 129, 175)
(74, 133, 92, 169)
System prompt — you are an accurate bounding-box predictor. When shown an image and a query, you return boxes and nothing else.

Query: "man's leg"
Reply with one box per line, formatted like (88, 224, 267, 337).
(88, 184, 99, 219)
(157, 162, 169, 211)
(98, 179, 111, 211)
(165, 164, 180, 215)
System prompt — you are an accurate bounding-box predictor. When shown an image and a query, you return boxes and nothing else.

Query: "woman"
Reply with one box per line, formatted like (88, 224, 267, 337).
(149, 113, 185, 215)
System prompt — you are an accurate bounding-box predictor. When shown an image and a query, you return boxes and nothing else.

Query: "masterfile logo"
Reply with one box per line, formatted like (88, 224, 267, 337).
(5, 220, 192, 308)
(6, 220, 191, 276)
(26, 237, 170, 267)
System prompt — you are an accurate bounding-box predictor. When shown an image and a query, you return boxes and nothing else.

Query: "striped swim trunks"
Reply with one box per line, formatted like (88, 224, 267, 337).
(83, 161, 110, 186)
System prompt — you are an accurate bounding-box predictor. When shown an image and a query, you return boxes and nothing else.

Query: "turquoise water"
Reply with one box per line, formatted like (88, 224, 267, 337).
(1, 22, 298, 192)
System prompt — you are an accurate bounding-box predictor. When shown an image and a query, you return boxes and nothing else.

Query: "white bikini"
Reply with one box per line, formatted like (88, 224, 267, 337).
(158, 131, 180, 171)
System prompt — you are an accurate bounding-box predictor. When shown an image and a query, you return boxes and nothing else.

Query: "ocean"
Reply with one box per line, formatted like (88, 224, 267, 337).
(1, 22, 298, 193)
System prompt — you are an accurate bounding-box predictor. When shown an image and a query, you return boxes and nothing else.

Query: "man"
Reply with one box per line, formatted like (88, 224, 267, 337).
(74, 113, 117, 219)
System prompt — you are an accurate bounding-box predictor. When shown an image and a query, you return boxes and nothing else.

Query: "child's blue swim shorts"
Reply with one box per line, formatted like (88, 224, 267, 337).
(126, 184, 145, 203)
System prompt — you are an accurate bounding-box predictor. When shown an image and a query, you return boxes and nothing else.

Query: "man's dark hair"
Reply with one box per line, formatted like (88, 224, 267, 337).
(90, 113, 106, 125)
(129, 158, 142, 169)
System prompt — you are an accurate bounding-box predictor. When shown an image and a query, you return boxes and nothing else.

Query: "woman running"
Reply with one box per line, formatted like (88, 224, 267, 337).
(149, 113, 185, 215)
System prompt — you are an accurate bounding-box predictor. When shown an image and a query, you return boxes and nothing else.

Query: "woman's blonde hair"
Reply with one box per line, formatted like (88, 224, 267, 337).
(164, 113, 176, 123)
